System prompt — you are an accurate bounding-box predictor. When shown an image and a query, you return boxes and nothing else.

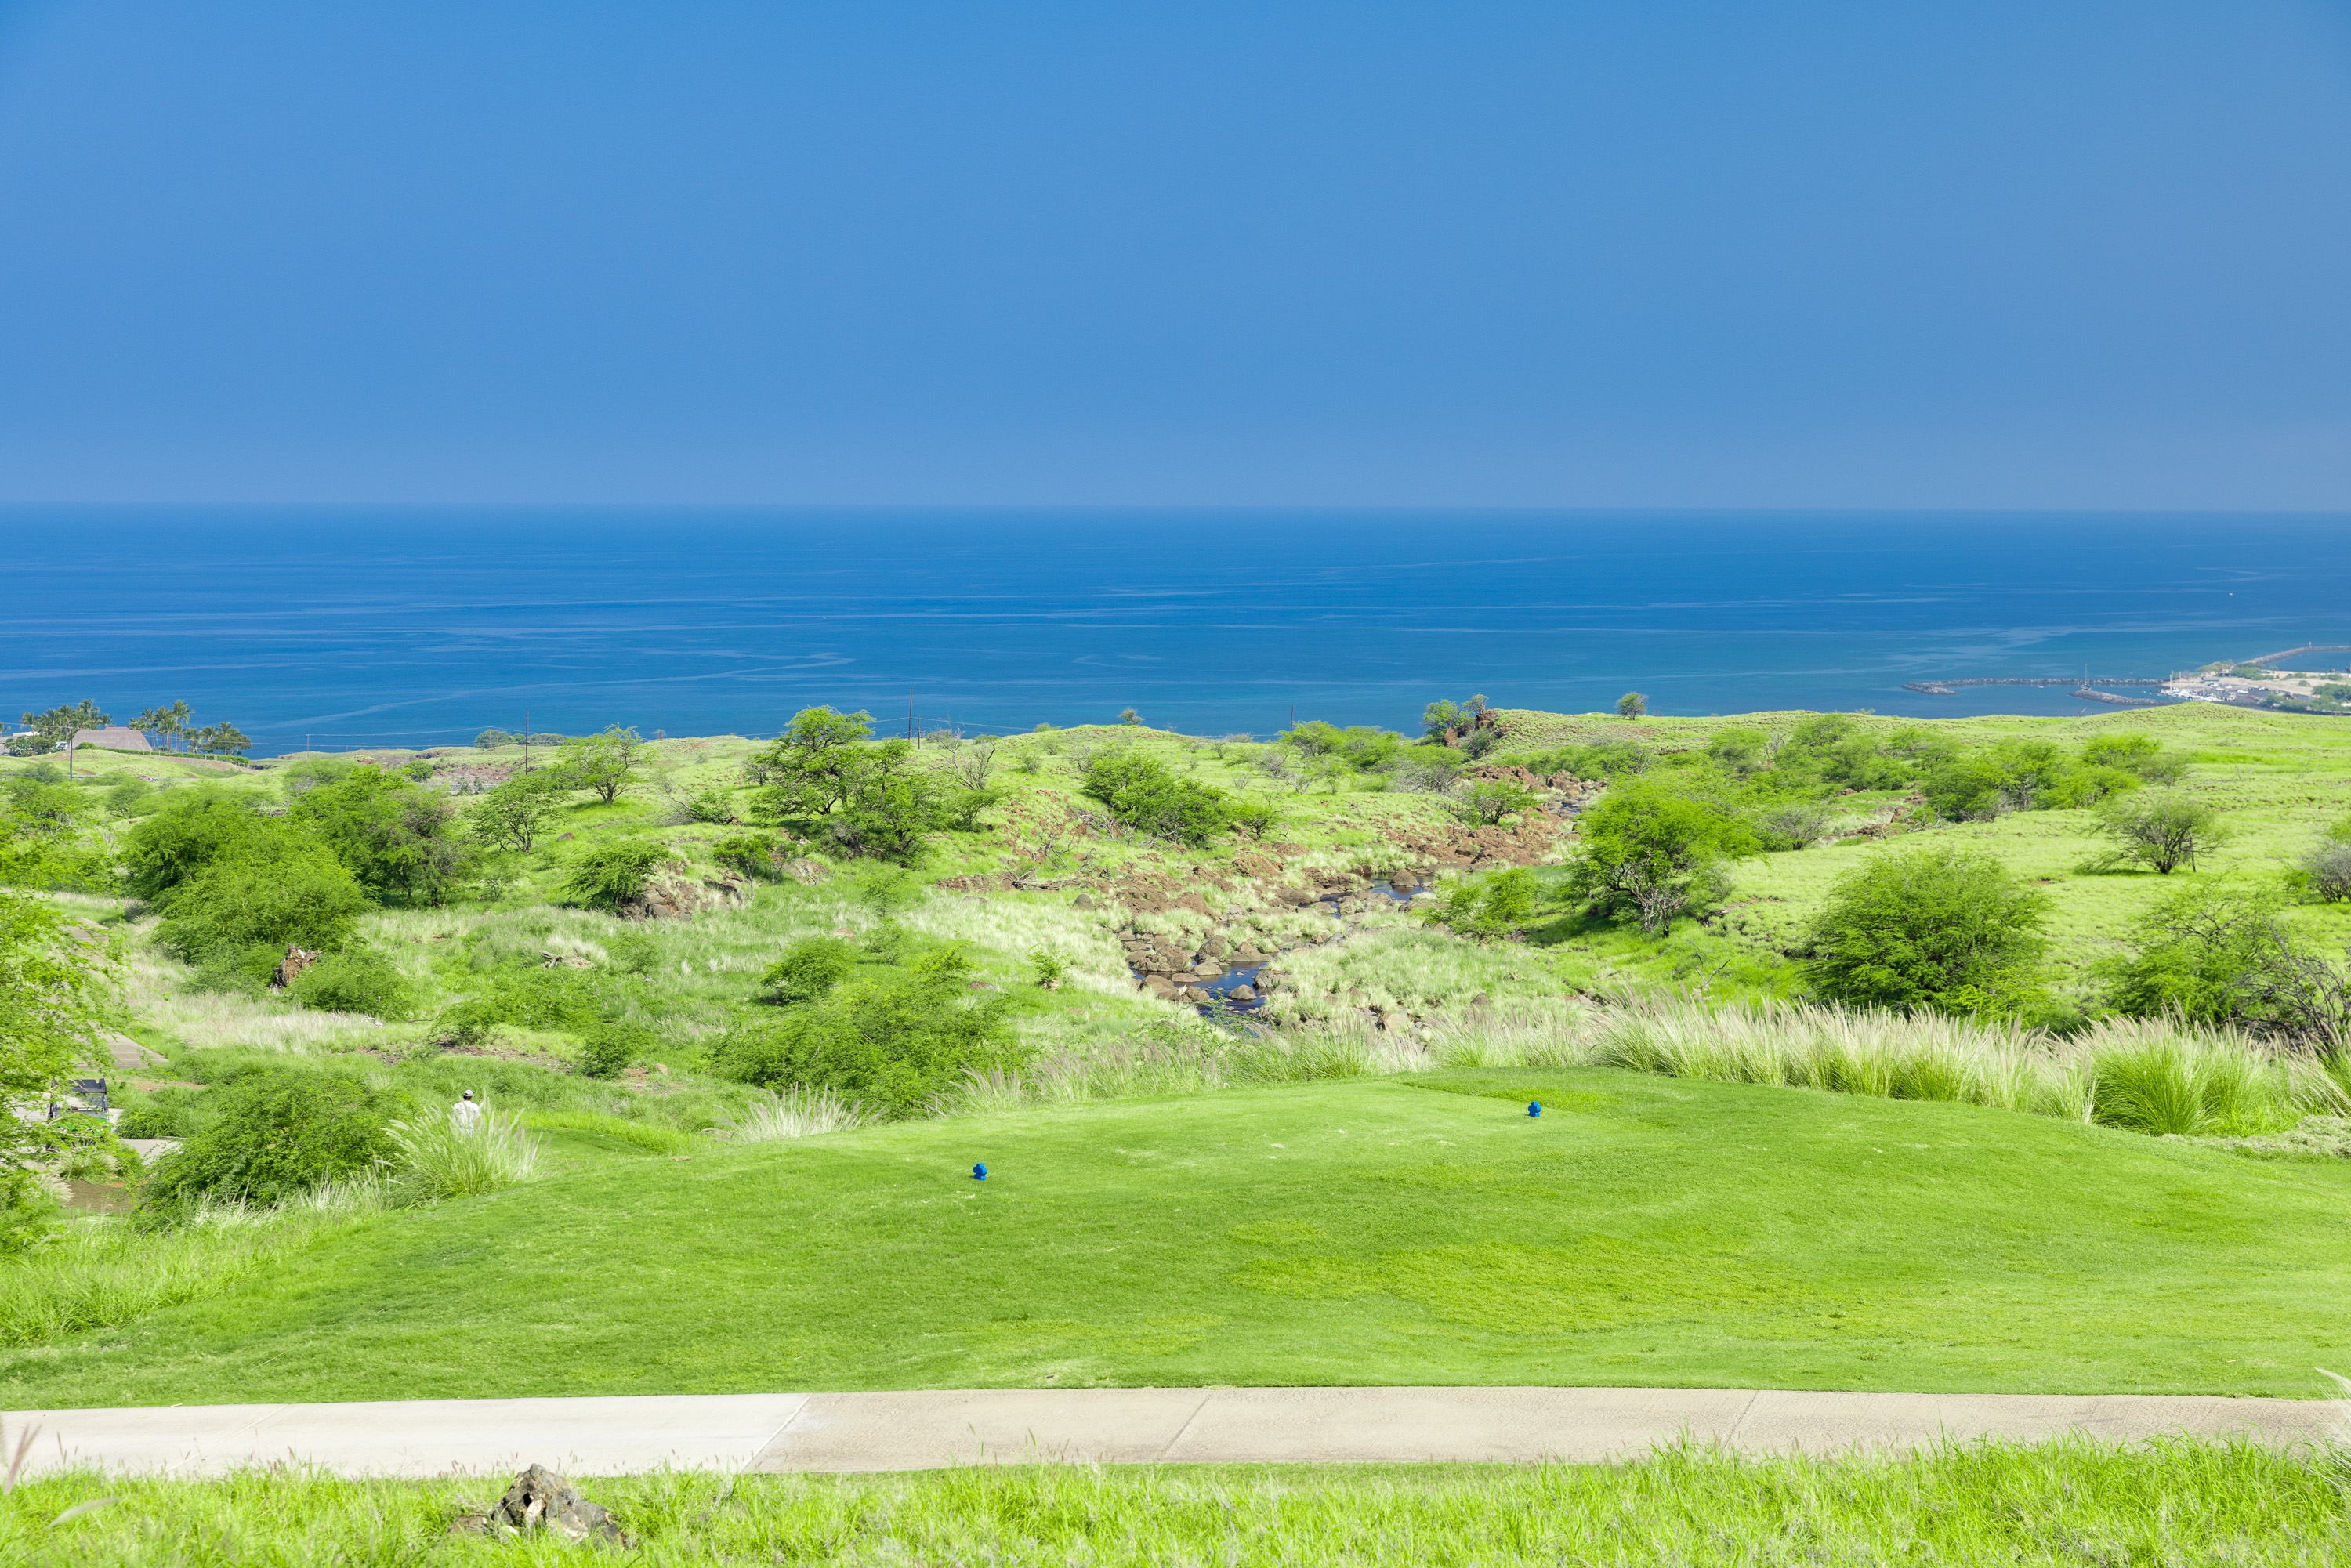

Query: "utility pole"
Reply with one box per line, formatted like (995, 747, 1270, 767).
(907, 690, 913, 741)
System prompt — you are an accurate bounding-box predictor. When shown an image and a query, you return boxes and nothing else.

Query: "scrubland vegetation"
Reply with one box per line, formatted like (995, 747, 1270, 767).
(5, 697, 2351, 1419)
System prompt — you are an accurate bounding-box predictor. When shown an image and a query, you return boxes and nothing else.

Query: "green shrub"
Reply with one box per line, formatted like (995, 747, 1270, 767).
(1081, 751, 1237, 846)
(143, 1070, 404, 1215)
(708, 947, 1020, 1115)
(562, 839, 669, 910)
(187, 943, 281, 997)
(756, 936, 859, 1005)
(1027, 946, 1070, 987)
(713, 831, 781, 878)
(157, 849, 371, 967)
(436, 969, 602, 1043)
(288, 947, 414, 1019)
(2080, 733, 2185, 784)
(578, 1023, 650, 1079)
(0, 1169, 65, 1256)
(475, 729, 516, 748)
(2304, 838, 2351, 903)
(290, 765, 469, 904)
(1423, 868, 1539, 941)
(2096, 883, 2350, 1040)
(1454, 778, 1538, 825)
(686, 789, 737, 824)
(115, 1087, 210, 1139)
(1799, 845, 2049, 1016)
(105, 776, 157, 816)
(123, 788, 296, 900)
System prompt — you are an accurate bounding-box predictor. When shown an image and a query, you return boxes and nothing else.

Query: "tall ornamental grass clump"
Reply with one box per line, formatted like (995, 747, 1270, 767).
(1589, 995, 2086, 1117)
(382, 1107, 542, 1203)
(1584, 994, 2343, 1136)
(715, 1086, 872, 1142)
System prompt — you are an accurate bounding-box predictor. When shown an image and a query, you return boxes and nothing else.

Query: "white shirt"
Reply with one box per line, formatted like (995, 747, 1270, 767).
(451, 1099, 484, 1132)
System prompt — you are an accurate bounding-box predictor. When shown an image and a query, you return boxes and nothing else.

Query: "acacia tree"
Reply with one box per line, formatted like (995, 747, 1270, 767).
(1564, 778, 1756, 934)
(1617, 692, 1647, 721)
(751, 707, 966, 864)
(1455, 777, 1538, 826)
(2097, 882, 2351, 1041)
(2092, 791, 2226, 874)
(465, 771, 567, 852)
(555, 726, 643, 806)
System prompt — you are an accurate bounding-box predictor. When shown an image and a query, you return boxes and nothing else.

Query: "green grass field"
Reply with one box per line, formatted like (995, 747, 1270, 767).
(6, 1442, 2343, 1566)
(9, 1067, 2349, 1410)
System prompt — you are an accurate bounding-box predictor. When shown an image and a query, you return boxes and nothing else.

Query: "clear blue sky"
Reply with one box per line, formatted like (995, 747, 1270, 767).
(3, 2, 2348, 508)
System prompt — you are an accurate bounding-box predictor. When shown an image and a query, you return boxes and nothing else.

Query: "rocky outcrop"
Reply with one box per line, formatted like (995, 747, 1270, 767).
(268, 946, 320, 989)
(615, 866, 752, 922)
(452, 1465, 630, 1545)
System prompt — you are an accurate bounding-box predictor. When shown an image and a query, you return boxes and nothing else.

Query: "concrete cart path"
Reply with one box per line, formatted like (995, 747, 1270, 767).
(5, 1388, 2335, 1479)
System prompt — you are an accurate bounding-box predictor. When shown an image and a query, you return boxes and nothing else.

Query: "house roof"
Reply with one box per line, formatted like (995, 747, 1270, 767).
(71, 726, 152, 751)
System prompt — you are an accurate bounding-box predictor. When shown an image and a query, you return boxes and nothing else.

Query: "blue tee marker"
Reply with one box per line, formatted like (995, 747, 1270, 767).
(1527, 1102, 1541, 1117)
(973, 1162, 988, 1180)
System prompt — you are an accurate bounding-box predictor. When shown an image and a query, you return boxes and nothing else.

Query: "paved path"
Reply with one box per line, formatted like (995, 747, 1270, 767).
(5, 1388, 2333, 1479)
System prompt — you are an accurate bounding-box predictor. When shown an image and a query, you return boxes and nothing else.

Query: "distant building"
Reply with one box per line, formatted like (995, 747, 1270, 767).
(70, 726, 152, 751)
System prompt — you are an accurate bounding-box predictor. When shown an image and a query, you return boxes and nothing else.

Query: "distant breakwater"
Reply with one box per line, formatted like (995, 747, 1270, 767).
(1900, 675, 2172, 708)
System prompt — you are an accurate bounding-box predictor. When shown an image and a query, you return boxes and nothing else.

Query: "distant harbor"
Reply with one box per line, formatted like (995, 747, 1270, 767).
(1901, 676, 2170, 708)
(1904, 643, 2351, 715)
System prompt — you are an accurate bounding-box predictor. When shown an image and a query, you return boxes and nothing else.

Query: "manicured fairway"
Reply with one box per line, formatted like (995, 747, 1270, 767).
(6, 1070, 2349, 1407)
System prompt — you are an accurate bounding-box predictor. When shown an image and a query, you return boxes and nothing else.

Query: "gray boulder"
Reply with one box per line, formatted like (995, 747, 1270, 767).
(492, 1465, 630, 1546)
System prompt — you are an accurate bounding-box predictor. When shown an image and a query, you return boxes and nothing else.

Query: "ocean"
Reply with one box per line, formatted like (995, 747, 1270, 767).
(5, 507, 2346, 751)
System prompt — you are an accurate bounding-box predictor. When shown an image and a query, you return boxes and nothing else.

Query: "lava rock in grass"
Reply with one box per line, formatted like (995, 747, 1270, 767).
(1073, 893, 1094, 909)
(493, 1464, 632, 1546)
(268, 945, 321, 990)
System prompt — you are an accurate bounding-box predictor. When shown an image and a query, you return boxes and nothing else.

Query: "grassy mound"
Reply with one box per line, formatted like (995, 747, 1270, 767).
(6, 1070, 2347, 1409)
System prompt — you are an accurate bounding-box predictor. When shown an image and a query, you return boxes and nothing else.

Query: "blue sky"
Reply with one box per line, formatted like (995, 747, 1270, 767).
(2, 2, 2349, 507)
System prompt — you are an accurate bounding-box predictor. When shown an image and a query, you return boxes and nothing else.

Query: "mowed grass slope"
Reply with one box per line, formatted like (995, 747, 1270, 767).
(9, 1072, 2348, 1409)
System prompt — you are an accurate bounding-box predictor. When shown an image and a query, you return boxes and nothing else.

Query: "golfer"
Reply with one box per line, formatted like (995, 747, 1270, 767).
(451, 1088, 484, 1135)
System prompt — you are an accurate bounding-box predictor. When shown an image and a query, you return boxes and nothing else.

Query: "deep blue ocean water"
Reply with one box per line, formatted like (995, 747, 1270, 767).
(5, 508, 2347, 751)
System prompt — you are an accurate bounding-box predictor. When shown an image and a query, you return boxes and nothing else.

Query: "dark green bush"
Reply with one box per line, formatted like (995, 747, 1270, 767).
(289, 947, 415, 1019)
(755, 936, 859, 1005)
(562, 839, 670, 910)
(123, 788, 295, 900)
(2095, 884, 2348, 1039)
(115, 1086, 211, 1139)
(1081, 752, 1237, 846)
(291, 765, 468, 904)
(578, 1023, 652, 1079)
(1800, 845, 2049, 1016)
(437, 969, 602, 1042)
(158, 850, 371, 967)
(708, 947, 1020, 1114)
(143, 1070, 404, 1215)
